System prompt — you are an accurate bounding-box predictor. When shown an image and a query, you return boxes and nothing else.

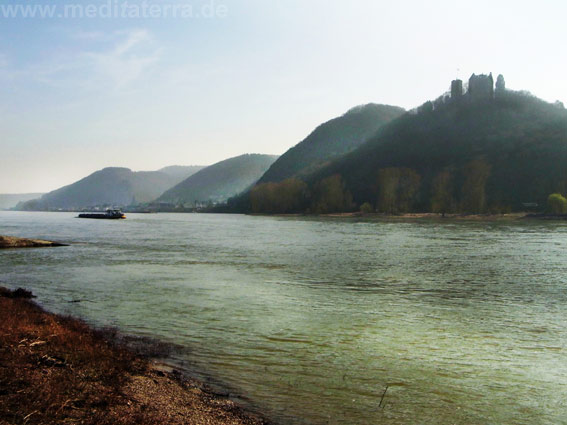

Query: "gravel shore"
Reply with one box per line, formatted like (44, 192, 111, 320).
(0, 287, 267, 425)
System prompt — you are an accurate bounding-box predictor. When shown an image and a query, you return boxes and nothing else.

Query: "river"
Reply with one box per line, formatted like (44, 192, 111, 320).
(1, 211, 566, 424)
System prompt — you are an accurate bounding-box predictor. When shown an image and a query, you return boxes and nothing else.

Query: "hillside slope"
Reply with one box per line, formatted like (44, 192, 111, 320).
(17, 168, 184, 210)
(308, 91, 567, 212)
(258, 104, 405, 183)
(157, 154, 278, 205)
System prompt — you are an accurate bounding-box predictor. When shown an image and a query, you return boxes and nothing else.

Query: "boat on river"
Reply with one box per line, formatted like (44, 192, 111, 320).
(78, 209, 126, 220)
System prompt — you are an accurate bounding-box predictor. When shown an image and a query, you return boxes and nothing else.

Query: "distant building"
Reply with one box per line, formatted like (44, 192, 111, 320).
(495, 74, 506, 95)
(468, 73, 494, 100)
(451, 79, 463, 98)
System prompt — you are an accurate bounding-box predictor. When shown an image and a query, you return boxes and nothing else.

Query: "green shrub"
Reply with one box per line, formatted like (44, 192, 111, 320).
(547, 193, 567, 214)
(360, 202, 374, 214)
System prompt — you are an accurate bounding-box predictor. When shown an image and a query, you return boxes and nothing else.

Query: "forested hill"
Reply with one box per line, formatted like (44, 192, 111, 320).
(17, 168, 187, 211)
(257, 104, 405, 184)
(247, 91, 567, 214)
(318, 91, 567, 212)
(157, 154, 278, 205)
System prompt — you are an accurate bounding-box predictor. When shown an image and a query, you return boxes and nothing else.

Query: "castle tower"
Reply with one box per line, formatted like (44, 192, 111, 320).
(495, 74, 506, 95)
(468, 73, 494, 100)
(451, 79, 463, 98)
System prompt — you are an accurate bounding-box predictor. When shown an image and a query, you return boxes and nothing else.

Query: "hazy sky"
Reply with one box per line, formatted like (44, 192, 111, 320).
(2, 0, 567, 193)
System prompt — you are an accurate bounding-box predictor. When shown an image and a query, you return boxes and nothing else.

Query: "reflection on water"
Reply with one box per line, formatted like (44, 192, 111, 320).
(1, 212, 567, 425)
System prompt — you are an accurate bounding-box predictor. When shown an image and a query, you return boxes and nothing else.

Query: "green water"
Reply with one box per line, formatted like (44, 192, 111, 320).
(1, 212, 566, 424)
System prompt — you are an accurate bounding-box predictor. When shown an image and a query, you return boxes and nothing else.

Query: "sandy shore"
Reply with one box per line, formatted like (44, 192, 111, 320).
(0, 287, 267, 425)
(0, 235, 69, 249)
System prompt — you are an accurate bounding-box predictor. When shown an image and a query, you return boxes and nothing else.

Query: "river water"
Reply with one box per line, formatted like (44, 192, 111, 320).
(1, 211, 566, 424)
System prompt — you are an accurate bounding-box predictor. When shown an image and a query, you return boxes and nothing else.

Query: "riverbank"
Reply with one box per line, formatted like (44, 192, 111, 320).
(266, 212, 530, 221)
(0, 235, 68, 249)
(325, 212, 524, 220)
(0, 287, 266, 425)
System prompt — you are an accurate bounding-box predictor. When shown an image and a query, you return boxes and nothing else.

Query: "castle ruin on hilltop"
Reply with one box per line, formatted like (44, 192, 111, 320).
(451, 73, 506, 101)
(416, 72, 507, 114)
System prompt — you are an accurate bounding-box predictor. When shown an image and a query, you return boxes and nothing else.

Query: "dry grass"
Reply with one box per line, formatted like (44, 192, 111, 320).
(0, 288, 266, 425)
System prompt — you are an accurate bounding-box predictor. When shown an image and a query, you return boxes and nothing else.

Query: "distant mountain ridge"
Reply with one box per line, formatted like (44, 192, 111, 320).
(17, 165, 203, 211)
(0, 193, 44, 210)
(16, 74, 565, 215)
(258, 103, 405, 184)
(158, 165, 205, 180)
(157, 154, 278, 205)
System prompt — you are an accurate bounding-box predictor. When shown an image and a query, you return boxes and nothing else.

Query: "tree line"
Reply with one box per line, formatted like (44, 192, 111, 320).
(249, 159, 503, 215)
(250, 175, 353, 214)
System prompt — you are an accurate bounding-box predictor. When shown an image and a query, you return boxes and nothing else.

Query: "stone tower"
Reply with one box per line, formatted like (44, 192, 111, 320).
(451, 79, 464, 98)
(468, 73, 494, 100)
(495, 74, 506, 95)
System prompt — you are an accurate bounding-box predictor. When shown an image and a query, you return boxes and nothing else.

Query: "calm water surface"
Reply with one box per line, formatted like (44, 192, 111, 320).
(1, 212, 566, 424)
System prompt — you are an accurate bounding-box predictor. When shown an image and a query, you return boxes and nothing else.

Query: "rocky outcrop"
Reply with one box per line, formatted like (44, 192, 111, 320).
(0, 236, 69, 249)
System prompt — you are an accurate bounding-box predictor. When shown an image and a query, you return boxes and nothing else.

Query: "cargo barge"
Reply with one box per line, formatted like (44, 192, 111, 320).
(78, 209, 126, 220)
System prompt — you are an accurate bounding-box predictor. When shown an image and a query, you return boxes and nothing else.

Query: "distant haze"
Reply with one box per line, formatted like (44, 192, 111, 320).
(158, 154, 278, 205)
(0, 193, 44, 210)
(2, 0, 567, 192)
